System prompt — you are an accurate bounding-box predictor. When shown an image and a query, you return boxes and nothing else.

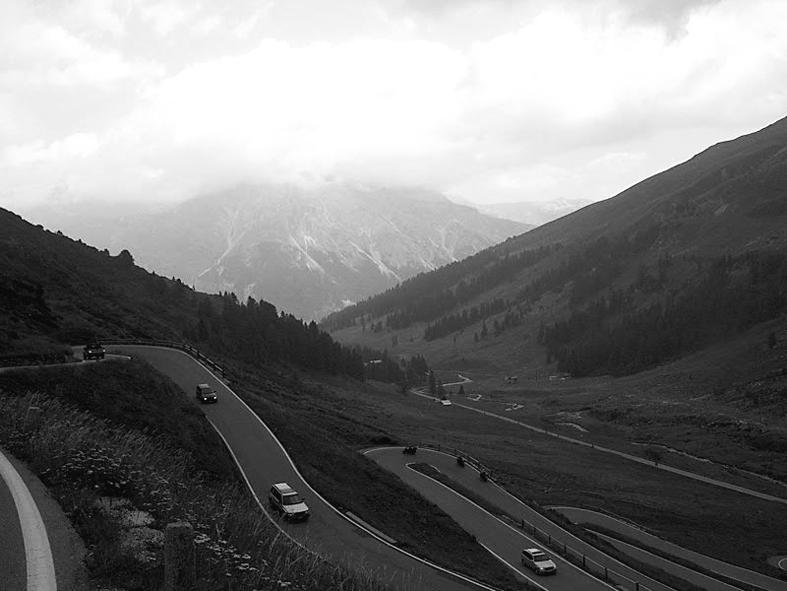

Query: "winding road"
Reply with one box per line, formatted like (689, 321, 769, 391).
(133, 345, 783, 591)
(551, 507, 787, 591)
(121, 345, 507, 591)
(6, 348, 784, 591)
(0, 450, 29, 591)
(365, 447, 680, 591)
(423, 381, 787, 506)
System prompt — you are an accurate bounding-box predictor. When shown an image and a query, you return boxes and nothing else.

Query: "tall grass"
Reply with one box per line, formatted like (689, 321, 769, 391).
(0, 392, 398, 591)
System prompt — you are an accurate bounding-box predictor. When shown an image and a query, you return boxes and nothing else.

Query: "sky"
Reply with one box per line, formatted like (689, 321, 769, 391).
(1, 0, 786, 211)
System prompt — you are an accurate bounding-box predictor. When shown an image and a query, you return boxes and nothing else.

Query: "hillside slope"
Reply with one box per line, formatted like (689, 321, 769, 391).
(326, 116, 787, 376)
(22, 184, 528, 320)
(0, 207, 367, 377)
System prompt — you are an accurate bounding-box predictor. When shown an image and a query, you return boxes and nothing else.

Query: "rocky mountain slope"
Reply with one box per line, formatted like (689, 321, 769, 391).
(24, 185, 528, 320)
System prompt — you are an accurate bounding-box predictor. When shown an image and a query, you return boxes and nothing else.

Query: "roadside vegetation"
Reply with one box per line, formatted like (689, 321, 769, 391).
(290, 375, 787, 579)
(0, 361, 402, 591)
(228, 364, 524, 591)
(410, 463, 732, 591)
(584, 525, 775, 591)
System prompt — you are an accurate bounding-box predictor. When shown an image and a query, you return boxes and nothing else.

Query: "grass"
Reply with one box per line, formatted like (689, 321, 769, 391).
(228, 364, 525, 591)
(0, 359, 235, 479)
(584, 525, 779, 590)
(408, 463, 711, 591)
(0, 362, 409, 591)
(280, 372, 787, 579)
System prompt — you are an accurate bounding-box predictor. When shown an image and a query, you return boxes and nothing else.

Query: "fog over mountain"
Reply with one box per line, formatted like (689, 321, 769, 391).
(475, 199, 594, 226)
(24, 184, 528, 320)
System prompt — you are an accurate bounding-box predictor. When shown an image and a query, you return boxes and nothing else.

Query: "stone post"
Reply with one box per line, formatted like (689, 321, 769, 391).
(164, 522, 196, 591)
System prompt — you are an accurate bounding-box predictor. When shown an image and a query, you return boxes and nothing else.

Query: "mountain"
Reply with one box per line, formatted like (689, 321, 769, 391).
(475, 198, 592, 226)
(0, 207, 374, 377)
(22, 184, 528, 321)
(324, 116, 787, 377)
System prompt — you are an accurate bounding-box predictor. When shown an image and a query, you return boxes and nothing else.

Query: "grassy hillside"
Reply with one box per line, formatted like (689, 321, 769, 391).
(0, 207, 366, 377)
(0, 360, 404, 591)
(0, 208, 523, 589)
(325, 116, 787, 379)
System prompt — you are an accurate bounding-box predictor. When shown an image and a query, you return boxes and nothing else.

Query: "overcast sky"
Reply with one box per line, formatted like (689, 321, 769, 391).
(1, 0, 786, 210)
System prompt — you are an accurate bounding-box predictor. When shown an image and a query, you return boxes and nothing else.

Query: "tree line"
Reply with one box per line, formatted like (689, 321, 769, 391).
(322, 243, 557, 331)
(542, 251, 787, 376)
(183, 292, 430, 383)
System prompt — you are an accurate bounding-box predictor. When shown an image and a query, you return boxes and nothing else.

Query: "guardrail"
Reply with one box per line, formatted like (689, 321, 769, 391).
(415, 443, 658, 591)
(101, 342, 514, 591)
(100, 338, 227, 378)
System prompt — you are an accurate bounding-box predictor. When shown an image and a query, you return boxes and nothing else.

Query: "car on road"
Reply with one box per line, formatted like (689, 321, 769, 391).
(83, 342, 105, 360)
(195, 383, 218, 404)
(521, 547, 557, 575)
(268, 482, 310, 521)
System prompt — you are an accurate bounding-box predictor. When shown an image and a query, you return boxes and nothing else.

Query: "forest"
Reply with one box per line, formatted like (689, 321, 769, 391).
(542, 251, 787, 376)
(323, 243, 557, 331)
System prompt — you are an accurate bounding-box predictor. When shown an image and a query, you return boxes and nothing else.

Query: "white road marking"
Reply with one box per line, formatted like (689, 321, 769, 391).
(477, 542, 549, 591)
(410, 389, 787, 505)
(140, 345, 503, 591)
(399, 460, 620, 591)
(591, 531, 742, 591)
(0, 449, 57, 591)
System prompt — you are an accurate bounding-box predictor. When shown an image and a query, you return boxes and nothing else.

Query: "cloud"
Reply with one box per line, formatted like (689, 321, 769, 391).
(0, 0, 786, 209)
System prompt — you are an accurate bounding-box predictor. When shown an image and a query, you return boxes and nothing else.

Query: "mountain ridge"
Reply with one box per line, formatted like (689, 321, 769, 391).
(22, 183, 529, 320)
(325, 115, 787, 377)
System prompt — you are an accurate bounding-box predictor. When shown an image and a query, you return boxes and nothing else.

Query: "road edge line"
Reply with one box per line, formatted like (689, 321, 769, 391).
(549, 505, 786, 589)
(0, 448, 57, 591)
(395, 458, 620, 591)
(140, 345, 504, 591)
(382, 446, 679, 591)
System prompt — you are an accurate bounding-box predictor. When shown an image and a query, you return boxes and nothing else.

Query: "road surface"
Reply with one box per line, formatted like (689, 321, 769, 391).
(366, 447, 686, 591)
(0, 447, 56, 591)
(0, 452, 27, 591)
(552, 507, 787, 591)
(365, 448, 616, 591)
(414, 387, 787, 506)
(122, 345, 501, 591)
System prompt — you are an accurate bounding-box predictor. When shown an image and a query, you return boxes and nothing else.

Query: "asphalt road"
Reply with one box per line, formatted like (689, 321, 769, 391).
(417, 386, 787, 506)
(0, 456, 26, 591)
(366, 447, 685, 591)
(552, 507, 787, 591)
(366, 448, 614, 591)
(121, 345, 496, 591)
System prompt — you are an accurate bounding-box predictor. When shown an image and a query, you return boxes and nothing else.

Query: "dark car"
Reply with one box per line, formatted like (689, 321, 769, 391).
(195, 383, 218, 404)
(268, 482, 310, 521)
(83, 342, 105, 360)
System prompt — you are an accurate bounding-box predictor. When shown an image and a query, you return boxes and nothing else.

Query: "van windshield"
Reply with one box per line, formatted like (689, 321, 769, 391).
(283, 494, 303, 505)
(533, 553, 549, 562)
